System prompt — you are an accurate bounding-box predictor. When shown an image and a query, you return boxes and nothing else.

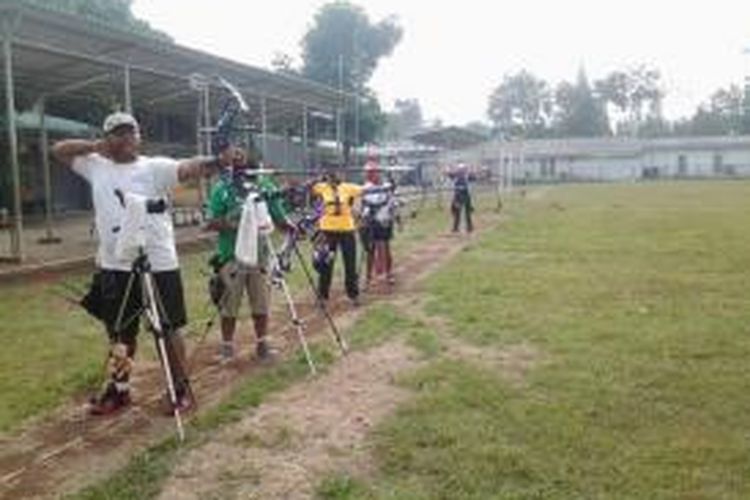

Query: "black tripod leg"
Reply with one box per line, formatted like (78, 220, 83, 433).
(292, 241, 348, 354)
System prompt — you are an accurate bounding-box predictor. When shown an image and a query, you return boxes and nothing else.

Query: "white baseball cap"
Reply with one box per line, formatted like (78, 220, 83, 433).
(102, 112, 139, 134)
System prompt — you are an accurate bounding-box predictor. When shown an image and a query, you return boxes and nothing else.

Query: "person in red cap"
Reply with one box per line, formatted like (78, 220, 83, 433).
(360, 160, 398, 288)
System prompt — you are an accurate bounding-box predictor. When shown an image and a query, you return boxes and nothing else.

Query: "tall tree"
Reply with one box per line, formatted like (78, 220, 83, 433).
(554, 68, 610, 137)
(301, 2, 402, 159)
(357, 90, 388, 145)
(595, 65, 664, 136)
(677, 85, 745, 136)
(302, 2, 402, 91)
(463, 121, 492, 139)
(24, 0, 171, 40)
(740, 83, 750, 135)
(487, 70, 552, 139)
(383, 98, 423, 141)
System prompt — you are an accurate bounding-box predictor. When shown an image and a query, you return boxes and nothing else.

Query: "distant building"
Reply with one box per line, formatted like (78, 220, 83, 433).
(356, 141, 441, 185)
(450, 136, 750, 182)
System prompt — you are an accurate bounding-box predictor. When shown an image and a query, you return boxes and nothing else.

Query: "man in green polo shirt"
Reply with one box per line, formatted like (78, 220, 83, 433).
(206, 147, 293, 363)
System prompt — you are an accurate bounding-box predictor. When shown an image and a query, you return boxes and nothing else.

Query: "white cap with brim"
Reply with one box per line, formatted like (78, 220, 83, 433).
(103, 112, 139, 134)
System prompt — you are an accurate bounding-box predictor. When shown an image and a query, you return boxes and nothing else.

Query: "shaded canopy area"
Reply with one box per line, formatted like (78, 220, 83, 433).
(410, 126, 487, 150)
(0, 0, 354, 261)
(0, 0, 352, 128)
(1, 110, 96, 135)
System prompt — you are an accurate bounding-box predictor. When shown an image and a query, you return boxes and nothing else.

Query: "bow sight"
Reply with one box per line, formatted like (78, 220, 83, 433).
(190, 74, 258, 158)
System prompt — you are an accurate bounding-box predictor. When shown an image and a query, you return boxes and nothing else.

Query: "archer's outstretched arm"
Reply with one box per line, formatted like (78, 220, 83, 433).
(176, 156, 222, 183)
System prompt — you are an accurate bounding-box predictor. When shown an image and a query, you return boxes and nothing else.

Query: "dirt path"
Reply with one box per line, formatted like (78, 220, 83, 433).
(0, 211, 502, 500)
(158, 225, 544, 500)
(159, 340, 422, 500)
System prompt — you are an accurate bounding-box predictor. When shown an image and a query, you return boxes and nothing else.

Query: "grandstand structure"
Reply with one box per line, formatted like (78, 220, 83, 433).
(0, 0, 354, 261)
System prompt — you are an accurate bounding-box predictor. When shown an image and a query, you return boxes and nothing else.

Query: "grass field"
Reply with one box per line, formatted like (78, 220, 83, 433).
(9, 180, 750, 499)
(320, 180, 750, 499)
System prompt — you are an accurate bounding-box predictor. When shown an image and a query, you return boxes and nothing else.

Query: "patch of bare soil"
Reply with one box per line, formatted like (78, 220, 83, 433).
(159, 341, 421, 500)
(392, 298, 543, 387)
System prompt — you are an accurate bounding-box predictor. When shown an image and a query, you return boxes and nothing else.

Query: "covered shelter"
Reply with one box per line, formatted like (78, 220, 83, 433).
(0, 0, 353, 261)
(410, 126, 487, 151)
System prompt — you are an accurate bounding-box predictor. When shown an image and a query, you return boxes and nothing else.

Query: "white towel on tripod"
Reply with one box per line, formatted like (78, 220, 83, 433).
(115, 192, 148, 262)
(235, 193, 273, 266)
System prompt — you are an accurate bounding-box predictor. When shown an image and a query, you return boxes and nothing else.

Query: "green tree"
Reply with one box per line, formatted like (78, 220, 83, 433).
(487, 70, 552, 139)
(740, 82, 750, 135)
(301, 1, 402, 160)
(22, 0, 171, 40)
(463, 121, 492, 139)
(383, 98, 423, 141)
(302, 2, 402, 90)
(595, 65, 664, 136)
(677, 85, 745, 136)
(357, 90, 388, 145)
(554, 68, 610, 137)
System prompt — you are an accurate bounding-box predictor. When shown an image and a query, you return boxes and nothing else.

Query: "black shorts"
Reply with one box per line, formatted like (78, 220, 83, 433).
(84, 269, 188, 343)
(370, 224, 393, 242)
(360, 223, 393, 246)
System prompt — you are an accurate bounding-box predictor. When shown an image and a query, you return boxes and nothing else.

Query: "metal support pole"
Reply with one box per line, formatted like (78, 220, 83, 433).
(38, 97, 60, 244)
(514, 143, 522, 192)
(261, 96, 267, 160)
(498, 150, 505, 193)
(337, 53, 344, 167)
(302, 105, 309, 170)
(195, 93, 202, 155)
(202, 86, 211, 154)
(335, 106, 342, 166)
(283, 129, 290, 169)
(123, 64, 132, 113)
(198, 85, 211, 205)
(3, 31, 23, 261)
(354, 93, 360, 167)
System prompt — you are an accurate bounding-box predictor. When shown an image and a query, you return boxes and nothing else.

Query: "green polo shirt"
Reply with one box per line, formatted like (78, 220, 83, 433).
(207, 174, 290, 266)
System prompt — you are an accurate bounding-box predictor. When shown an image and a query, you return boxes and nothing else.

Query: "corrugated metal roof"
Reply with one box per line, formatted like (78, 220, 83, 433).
(410, 126, 487, 149)
(0, 0, 352, 127)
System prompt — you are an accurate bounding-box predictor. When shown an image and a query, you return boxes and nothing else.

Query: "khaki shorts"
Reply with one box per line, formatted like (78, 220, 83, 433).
(219, 260, 270, 318)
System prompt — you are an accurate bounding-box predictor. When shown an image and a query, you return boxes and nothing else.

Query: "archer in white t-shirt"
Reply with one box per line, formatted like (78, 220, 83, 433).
(53, 112, 224, 416)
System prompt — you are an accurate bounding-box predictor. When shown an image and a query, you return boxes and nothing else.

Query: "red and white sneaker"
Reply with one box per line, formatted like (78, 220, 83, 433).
(88, 389, 131, 416)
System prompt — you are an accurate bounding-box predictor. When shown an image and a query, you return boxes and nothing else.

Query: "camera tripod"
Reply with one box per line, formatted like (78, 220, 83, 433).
(109, 248, 191, 442)
(110, 190, 191, 441)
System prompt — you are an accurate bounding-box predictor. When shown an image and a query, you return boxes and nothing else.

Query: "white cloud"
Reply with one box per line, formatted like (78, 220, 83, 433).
(133, 0, 750, 125)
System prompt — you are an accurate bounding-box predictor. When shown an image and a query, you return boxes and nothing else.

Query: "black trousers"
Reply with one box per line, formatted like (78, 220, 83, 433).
(452, 193, 474, 232)
(318, 231, 358, 300)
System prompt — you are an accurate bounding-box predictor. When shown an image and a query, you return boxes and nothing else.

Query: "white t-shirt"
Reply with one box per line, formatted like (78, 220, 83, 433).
(72, 153, 180, 271)
(362, 181, 396, 226)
